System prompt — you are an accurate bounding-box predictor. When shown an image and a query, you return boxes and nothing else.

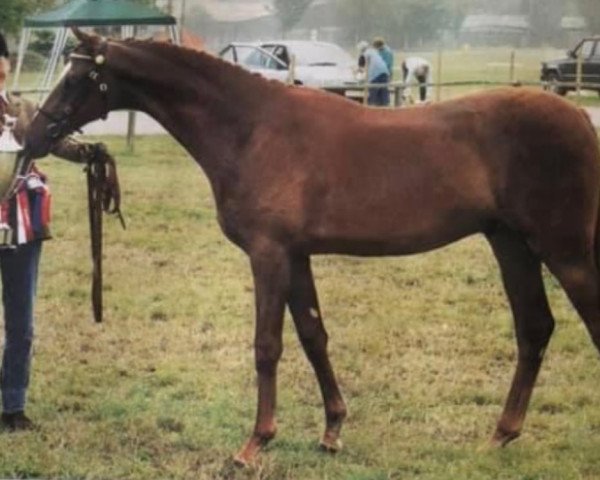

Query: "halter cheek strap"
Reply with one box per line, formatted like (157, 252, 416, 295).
(70, 48, 110, 121)
(41, 39, 111, 140)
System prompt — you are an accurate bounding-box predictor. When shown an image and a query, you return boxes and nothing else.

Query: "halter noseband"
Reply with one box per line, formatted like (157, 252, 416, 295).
(38, 42, 110, 141)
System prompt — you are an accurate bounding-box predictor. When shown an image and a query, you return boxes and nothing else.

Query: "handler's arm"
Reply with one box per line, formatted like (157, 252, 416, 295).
(50, 136, 103, 164)
(50, 138, 122, 214)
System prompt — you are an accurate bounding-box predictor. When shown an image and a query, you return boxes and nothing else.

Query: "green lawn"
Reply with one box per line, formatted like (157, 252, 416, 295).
(398, 46, 599, 105)
(0, 135, 598, 479)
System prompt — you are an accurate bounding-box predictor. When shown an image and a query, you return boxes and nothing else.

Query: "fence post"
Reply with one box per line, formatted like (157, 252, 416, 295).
(509, 50, 516, 84)
(576, 50, 583, 102)
(435, 48, 442, 102)
(126, 111, 136, 153)
(363, 56, 370, 105)
(394, 85, 401, 107)
(287, 54, 296, 85)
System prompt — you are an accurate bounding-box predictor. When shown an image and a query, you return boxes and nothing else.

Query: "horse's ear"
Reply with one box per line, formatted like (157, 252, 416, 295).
(71, 27, 95, 45)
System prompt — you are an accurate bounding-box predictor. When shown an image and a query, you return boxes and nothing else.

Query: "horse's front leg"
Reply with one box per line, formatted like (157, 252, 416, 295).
(234, 242, 291, 467)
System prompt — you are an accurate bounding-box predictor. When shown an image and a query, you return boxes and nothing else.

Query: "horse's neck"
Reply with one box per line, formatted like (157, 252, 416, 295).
(111, 42, 275, 187)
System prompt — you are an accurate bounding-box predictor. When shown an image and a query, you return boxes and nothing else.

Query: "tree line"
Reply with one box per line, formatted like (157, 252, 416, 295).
(333, 0, 599, 47)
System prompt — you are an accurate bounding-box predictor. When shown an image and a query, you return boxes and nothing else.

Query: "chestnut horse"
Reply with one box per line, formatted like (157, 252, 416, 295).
(25, 30, 600, 466)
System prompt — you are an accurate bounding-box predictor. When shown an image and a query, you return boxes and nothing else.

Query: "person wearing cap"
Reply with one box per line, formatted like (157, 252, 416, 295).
(0, 32, 119, 431)
(373, 37, 394, 80)
(357, 40, 390, 107)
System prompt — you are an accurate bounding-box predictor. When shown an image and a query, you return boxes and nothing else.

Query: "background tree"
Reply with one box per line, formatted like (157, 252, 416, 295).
(577, 0, 600, 35)
(398, 0, 453, 47)
(521, 0, 564, 45)
(0, 0, 55, 37)
(337, 0, 460, 49)
(273, 0, 314, 37)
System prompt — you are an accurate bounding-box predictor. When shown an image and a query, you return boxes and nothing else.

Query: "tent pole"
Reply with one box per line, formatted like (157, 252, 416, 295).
(40, 27, 66, 98)
(12, 28, 32, 91)
(40, 28, 61, 91)
(53, 28, 70, 81)
(169, 25, 180, 45)
(121, 25, 134, 39)
(121, 24, 136, 152)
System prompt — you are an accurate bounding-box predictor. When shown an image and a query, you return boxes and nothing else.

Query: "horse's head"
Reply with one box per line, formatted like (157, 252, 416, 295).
(26, 28, 115, 158)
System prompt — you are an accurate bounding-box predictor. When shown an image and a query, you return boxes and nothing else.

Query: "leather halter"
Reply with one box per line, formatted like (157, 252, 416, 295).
(38, 42, 110, 141)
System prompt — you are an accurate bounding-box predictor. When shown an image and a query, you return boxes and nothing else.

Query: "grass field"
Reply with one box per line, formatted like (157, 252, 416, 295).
(400, 46, 600, 105)
(0, 133, 598, 479)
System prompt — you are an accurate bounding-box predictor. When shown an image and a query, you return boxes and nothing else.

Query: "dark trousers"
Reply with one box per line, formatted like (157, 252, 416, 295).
(368, 73, 390, 106)
(415, 73, 428, 102)
(402, 63, 429, 102)
(0, 240, 42, 413)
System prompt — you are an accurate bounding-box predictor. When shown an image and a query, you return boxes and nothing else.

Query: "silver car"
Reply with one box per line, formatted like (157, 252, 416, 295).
(219, 40, 361, 99)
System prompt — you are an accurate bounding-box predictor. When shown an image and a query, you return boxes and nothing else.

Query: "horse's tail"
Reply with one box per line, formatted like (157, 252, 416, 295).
(596, 171, 600, 273)
(585, 108, 600, 271)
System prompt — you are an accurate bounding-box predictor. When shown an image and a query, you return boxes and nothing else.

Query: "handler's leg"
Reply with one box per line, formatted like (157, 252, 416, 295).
(0, 240, 42, 430)
(487, 231, 554, 446)
(416, 73, 427, 102)
(235, 241, 290, 466)
(288, 255, 346, 452)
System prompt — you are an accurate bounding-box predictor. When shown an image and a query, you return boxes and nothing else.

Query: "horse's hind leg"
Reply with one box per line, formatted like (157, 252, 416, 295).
(288, 255, 347, 452)
(546, 257, 600, 353)
(486, 230, 555, 446)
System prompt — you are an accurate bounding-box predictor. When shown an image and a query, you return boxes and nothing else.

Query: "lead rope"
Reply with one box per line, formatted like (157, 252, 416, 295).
(87, 156, 104, 323)
(86, 148, 126, 323)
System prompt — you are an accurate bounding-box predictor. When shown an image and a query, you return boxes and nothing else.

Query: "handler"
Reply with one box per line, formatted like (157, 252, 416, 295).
(401, 56, 432, 104)
(357, 40, 391, 107)
(0, 32, 119, 431)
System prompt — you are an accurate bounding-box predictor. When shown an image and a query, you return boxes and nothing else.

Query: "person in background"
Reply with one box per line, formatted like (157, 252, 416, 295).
(373, 37, 394, 80)
(357, 40, 390, 107)
(401, 56, 432, 104)
(0, 32, 119, 431)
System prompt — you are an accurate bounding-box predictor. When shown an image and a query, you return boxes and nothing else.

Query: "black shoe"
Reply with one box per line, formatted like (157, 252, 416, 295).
(1, 411, 34, 432)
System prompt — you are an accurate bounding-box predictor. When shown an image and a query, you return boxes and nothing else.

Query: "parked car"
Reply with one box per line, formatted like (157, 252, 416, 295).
(219, 40, 361, 99)
(541, 36, 600, 96)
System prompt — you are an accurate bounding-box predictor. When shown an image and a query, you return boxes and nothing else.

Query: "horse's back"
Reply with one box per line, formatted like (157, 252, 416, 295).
(243, 87, 600, 256)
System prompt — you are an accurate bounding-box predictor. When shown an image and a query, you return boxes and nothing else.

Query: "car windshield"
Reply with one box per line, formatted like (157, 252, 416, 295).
(262, 43, 352, 67)
(578, 40, 596, 58)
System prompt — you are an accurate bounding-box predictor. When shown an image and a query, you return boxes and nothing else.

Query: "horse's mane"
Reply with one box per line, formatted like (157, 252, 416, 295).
(111, 37, 287, 92)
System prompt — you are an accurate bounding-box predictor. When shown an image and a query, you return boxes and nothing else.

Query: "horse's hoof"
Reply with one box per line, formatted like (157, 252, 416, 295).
(232, 453, 253, 469)
(319, 437, 343, 453)
(489, 430, 520, 448)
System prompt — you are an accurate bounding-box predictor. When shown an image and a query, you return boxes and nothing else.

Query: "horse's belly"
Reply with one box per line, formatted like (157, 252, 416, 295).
(305, 209, 487, 256)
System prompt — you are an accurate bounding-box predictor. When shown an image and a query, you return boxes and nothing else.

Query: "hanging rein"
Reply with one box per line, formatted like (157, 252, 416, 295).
(86, 143, 125, 323)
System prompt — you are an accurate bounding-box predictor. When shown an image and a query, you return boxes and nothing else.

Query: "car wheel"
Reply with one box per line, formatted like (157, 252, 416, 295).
(545, 73, 567, 96)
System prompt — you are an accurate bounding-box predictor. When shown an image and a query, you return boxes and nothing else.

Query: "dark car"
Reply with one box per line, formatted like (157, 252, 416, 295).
(541, 36, 600, 96)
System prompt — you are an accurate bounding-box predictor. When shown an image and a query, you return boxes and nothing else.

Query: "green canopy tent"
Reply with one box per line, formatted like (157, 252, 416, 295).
(13, 0, 178, 92)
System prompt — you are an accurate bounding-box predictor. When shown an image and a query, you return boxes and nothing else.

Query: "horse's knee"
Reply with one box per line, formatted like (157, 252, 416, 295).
(254, 339, 282, 374)
(299, 326, 328, 354)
